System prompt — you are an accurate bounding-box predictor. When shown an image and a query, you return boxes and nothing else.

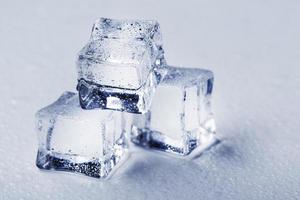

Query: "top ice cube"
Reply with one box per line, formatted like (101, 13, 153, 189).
(77, 18, 165, 89)
(76, 18, 166, 113)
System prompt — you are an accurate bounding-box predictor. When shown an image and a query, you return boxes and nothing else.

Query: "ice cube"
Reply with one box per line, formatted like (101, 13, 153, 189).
(77, 18, 166, 114)
(35, 92, 129, 179)
(131, 66, 217, 156)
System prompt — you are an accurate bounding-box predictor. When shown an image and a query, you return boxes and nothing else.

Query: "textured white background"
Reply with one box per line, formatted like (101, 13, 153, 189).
(0, 0, 299, 199)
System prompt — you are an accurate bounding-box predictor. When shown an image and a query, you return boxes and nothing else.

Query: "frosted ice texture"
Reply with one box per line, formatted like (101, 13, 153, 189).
(131, 66, 216, 156)
(77, 18, 166, 114)
(35, 92, 128, 178)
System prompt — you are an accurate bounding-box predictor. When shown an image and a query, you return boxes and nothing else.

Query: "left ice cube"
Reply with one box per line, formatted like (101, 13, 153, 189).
(35, 91, 128, 179)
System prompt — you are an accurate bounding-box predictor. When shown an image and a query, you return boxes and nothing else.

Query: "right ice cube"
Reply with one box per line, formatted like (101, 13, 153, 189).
(131, 66, 217, 156)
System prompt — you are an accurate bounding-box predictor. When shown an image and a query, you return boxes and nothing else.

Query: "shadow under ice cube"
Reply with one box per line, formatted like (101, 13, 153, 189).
(131, 66, 216, 156)
(77, 18, 166, 114)
(35, 92, 128, 178)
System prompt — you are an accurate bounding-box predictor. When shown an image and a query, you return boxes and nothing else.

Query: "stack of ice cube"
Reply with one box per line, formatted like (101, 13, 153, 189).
(35, 17, 216, 179)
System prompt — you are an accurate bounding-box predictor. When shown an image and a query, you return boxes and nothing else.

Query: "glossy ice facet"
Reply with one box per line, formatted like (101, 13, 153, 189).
(77, 18, 166, 114)
(131, 66, 216, 156)
(35, 92, 128, 179)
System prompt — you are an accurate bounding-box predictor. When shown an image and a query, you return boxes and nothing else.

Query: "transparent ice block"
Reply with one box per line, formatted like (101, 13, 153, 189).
(35, 92, 128, 179)
(131, 66, 216, 156)
(77, 18, 166, 114)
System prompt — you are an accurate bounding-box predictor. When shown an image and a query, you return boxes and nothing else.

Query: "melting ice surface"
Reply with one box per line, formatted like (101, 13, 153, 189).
(35, 92, 129, 178)
(131, 66, 216, 156)
(77, 18, 166, 114)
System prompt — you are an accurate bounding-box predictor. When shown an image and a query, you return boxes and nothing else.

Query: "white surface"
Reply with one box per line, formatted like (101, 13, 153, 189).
(0, 0, 299, 199)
